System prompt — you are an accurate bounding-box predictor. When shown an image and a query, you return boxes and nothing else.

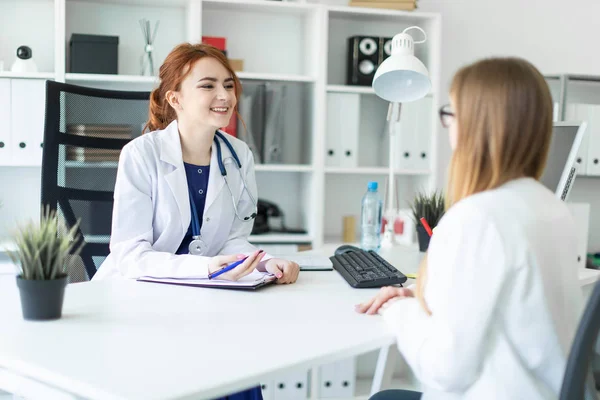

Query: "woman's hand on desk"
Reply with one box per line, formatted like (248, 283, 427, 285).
(262, 258, 300, 284)
(208, 250, 266, 281)
(355, 286, 414, 315)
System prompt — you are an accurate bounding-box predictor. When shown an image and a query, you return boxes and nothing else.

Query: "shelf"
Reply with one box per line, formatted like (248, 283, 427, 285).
(68, 0, 190, 7)
(254, 164, 313, 172)
(65, 73, 158, 84)
(203, 0, 316, 15)
(74, 234, 310, 245)
(249, 233, 312, 244)
(64, 162, 314, 172)
(237, 72, 315, 82)
(325, 167, 430, 175)
(0, 72, 54, 80)
(65, 161, 119, 168)
(327, 85, 375, 95)
(327, 4, 439, 22)
(326, 85, 434, 97)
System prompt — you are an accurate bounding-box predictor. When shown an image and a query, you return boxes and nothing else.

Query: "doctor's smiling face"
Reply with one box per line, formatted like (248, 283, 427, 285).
(174, 57, 237, 130)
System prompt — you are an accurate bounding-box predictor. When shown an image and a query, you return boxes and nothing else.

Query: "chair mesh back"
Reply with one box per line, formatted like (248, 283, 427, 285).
(41, 81, 150, 281)
(560, 280, 600, 400)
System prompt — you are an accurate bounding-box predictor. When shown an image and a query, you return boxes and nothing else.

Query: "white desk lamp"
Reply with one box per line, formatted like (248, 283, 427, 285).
(372, 26, 431, 247)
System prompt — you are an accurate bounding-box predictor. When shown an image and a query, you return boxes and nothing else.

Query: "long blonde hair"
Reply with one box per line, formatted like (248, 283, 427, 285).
(415, 57, 554, 315)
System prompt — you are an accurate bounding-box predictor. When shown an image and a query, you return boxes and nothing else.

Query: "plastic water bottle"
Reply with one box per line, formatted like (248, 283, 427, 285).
(360, 181, 383, 251)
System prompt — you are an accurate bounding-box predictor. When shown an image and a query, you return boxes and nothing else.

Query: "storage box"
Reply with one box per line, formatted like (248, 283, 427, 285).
(229, 59, 244, 72)
(70, 34, 119, 74)
(202, 36, 226, 51)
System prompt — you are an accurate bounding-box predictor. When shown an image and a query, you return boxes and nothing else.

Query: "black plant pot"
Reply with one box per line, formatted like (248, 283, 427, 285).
(16, 275, 68, 320)
(416, 224, 431, 252)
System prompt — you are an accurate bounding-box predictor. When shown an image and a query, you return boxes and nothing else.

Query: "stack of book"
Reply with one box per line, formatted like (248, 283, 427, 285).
(66, 124, 132, 162)
(349, 0, 417, 11)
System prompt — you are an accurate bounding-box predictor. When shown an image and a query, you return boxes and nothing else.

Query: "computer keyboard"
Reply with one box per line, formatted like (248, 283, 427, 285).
(329, 249, 407, 288)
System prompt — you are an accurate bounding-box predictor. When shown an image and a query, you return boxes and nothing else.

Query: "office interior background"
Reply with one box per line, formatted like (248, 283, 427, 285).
(2, 0, 600, 394)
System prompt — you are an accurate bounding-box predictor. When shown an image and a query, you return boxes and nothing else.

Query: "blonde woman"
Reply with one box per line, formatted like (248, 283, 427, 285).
(356, 57, 582, 400)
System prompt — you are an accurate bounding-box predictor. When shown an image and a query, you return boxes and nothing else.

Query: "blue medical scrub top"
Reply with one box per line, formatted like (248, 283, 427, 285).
(176, 162, 263, 400)
(176, 163, 210, 255)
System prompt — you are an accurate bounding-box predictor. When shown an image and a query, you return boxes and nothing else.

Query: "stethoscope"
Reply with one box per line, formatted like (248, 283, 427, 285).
(188, 131, 258, 255)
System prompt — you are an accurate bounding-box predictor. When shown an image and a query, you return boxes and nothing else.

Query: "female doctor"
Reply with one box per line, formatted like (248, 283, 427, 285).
(93, 42, 300, 286)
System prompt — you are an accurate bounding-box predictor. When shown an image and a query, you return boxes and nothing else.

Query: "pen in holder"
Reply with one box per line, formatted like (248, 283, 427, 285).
(139, 18, 159, 76)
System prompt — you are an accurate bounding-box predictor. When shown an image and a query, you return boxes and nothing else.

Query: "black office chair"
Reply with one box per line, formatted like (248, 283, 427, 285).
(41, 81, 150, 281)
(560, 280, 600, 400)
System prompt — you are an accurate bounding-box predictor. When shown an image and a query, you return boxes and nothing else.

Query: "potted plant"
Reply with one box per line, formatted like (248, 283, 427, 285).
(410, 190, 445, 252)
(7, 207, 82, 320)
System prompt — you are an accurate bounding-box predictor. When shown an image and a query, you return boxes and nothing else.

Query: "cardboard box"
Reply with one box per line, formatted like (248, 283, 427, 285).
(229, 59, 244, 72)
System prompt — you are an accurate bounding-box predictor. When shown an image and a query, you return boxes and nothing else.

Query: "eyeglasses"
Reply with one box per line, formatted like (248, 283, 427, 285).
(439, 104, 455, 128)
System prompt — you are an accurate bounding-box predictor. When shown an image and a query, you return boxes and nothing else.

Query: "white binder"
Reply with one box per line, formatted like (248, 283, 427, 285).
(10, 79, 45, 166)
(396, 97, 432, 171)
(272, 370, 308, 400)
(585, 105, 600, 176)
(318, 358, 356, 398)
(261, 380, 274, 400)
(318, 361, 338, 398)
(567, 202, 590, 271)
(326, 93, 360, 168)
(565, 104, 591, 175)
(0, 79, 12, 166)
(395, 101, 418, 170)
(335, 358, 356, 398)
(413, 96, 433, 171)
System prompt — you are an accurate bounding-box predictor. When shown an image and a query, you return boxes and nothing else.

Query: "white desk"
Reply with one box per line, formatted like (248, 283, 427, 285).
(0, 265, 398, 400)
(0, 244, 599, 400)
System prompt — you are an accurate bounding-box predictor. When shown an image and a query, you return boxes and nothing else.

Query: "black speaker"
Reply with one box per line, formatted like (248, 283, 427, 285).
(346, 36, 379, 86)
(379, 37, 393, 65)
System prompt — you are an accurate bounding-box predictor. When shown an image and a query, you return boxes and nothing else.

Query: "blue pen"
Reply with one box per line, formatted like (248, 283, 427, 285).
(209, 257, 248, 280)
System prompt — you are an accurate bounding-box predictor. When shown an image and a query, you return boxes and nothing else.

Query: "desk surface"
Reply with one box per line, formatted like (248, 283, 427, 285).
(0, 268, 397, 400)
(0, 244, 598, 400)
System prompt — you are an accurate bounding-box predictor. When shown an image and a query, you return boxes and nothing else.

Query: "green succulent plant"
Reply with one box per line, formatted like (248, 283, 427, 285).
(410, 190, 446, 229)
(8, 207, 82, 280)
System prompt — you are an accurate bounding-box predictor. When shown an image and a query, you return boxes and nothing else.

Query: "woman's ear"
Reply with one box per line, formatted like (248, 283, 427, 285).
(165, 90, 183, 111)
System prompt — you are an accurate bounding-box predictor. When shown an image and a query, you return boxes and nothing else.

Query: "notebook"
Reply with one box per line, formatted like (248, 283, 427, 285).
(137, 270, 277, 290)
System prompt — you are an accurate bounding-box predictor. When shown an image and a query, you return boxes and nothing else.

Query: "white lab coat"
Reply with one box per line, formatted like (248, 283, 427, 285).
(93, 120, 261, 280)
(381, 178, 583, 400)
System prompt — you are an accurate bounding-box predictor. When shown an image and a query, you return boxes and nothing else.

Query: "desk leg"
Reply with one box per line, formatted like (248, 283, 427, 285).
(370, 344, 397, 397)
(0, 368, 78, 400)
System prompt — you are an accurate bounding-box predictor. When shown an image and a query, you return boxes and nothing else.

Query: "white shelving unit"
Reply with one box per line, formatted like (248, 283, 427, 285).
(0, 0, 441, 254)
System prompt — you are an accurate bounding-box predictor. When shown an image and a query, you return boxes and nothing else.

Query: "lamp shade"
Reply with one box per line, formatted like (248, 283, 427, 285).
(372, 29, 431, 103)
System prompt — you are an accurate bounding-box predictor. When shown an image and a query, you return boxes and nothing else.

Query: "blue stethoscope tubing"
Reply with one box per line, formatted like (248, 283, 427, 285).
(188, 131, 258, 256)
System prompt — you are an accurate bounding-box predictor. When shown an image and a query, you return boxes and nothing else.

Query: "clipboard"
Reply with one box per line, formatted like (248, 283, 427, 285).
(137, 271, 277, 290)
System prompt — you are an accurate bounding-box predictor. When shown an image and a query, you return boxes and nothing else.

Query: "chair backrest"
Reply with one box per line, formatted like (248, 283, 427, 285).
(41, 81, 150, 281)
(560, 280, 600, 400)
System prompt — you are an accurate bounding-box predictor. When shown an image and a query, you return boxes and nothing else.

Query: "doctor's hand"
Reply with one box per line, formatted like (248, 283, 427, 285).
(208, 250, 266, 281)
(355, 286, 414, 315)
(262, 258, 300, 284)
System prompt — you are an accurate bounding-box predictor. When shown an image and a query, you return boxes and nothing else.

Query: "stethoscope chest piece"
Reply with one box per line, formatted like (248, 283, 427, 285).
(189, 236, 207, 256)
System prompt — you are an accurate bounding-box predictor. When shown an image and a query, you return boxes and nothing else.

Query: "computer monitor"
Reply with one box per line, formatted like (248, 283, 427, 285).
(539, 121, 587, 201)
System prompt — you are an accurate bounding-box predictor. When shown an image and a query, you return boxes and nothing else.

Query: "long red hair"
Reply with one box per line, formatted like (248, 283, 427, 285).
(143, 43, 243, 133)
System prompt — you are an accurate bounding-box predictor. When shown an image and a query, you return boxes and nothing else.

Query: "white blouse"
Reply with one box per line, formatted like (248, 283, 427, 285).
(382, 178, 583, 400)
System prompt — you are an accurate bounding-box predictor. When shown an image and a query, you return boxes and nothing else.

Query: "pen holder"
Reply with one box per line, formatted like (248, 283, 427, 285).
(416, 224, 431, 252)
